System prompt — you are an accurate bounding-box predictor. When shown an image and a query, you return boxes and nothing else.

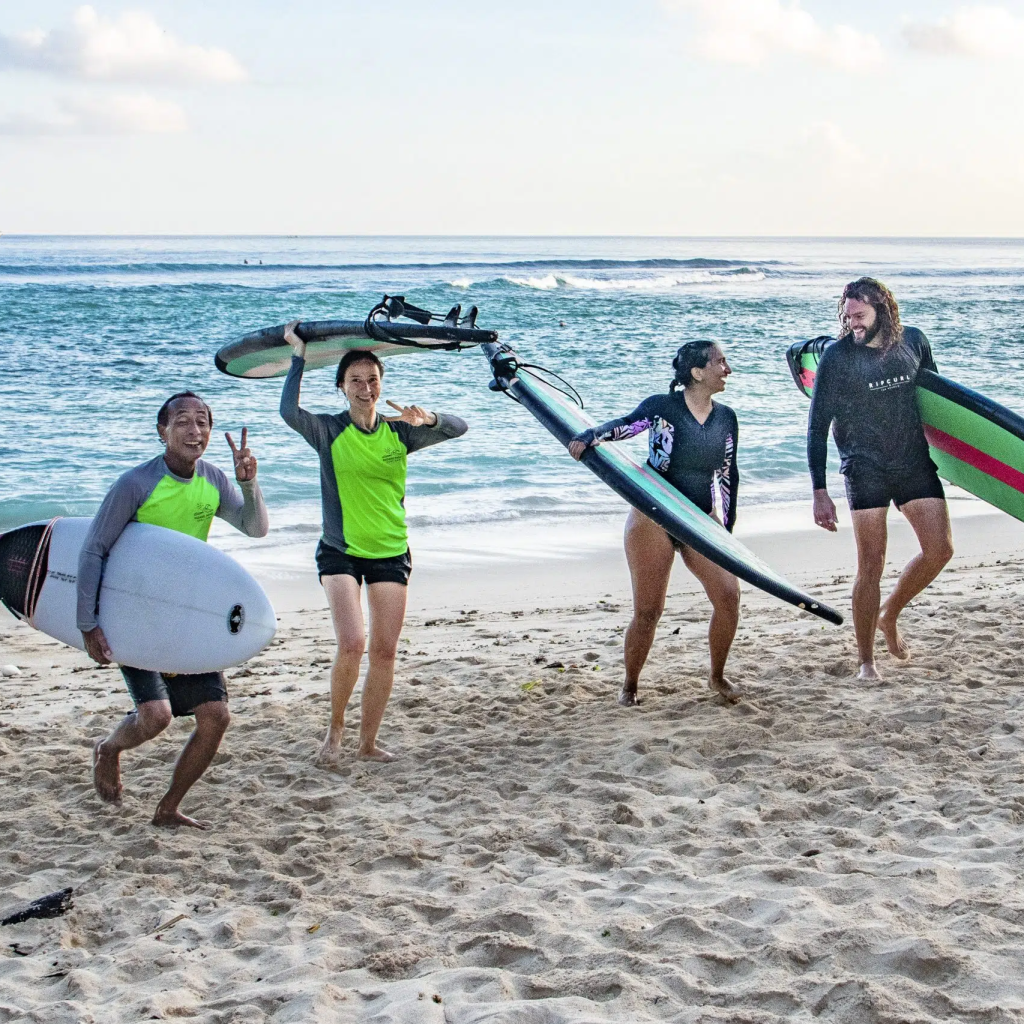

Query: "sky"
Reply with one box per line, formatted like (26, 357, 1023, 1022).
(1, 0, 1023, 235)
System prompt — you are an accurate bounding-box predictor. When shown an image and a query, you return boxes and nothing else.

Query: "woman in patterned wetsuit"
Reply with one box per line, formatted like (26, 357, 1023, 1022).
(569, 342, 741, 706)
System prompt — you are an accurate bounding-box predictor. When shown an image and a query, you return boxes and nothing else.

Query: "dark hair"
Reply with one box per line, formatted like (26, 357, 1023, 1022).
(336, 350, 385, 389)
(157, 391, 213, 430)
(838, 277, 903, 352)
(670, 341, 716, 391)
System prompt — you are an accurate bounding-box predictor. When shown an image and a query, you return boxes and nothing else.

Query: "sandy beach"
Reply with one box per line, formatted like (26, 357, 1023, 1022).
(3, 507, 1024, 1022)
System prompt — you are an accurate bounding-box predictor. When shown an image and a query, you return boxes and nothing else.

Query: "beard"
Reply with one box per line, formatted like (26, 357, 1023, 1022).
(850, 320, 880, 345)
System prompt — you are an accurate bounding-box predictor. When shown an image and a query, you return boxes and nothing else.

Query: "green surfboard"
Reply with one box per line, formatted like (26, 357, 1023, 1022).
(486, 342, 842, 625)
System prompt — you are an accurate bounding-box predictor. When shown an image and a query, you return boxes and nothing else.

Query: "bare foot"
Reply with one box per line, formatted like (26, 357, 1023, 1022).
(618, 688, 639, 707)
(152, 806, 211, 830)
(316, 726, 344, 765)
(877, 610, 910, 660)
(358, 745, 395, 762)
(857, 661, 881, 681)
(709, 676, 741, 704)
(92, 739, 123, 804)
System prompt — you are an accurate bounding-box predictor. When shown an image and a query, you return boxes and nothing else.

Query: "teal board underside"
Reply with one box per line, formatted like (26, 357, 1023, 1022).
(487, 345, 842, 625)
(216, 319, 497, 379)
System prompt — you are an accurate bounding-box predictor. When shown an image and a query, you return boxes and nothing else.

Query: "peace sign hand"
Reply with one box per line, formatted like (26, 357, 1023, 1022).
(226, 427, 258, 482)
(384, 400, 437, 427)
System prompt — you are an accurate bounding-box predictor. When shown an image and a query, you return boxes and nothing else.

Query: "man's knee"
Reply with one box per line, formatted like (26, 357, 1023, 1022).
(855, 555, 886, 585)
(927, 536, 954, 567)
(136, 701, 173, 736)
(195, 700, 230, 735)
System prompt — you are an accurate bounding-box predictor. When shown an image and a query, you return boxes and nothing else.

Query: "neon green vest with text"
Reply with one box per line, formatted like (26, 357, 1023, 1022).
(330, 421, 408, 559)
(136, 473, 221, 541)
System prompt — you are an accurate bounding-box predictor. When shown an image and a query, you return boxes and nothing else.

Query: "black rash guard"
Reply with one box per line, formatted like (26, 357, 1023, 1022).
(574, 393, 739, 532)
(807, 326, 937, 490)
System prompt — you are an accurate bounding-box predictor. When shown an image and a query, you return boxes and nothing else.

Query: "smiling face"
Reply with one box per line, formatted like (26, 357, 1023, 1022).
(158, 396, 212, 467)
(690, 344, 731, 394)
(340, 357, 382, 413)
(843, 297, 879, 345)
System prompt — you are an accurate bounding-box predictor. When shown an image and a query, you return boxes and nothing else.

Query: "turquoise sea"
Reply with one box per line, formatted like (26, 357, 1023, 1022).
(2, 236, 1024, 554)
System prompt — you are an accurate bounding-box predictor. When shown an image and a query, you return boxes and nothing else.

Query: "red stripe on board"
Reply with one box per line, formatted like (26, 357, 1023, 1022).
(924, 425, 1024, 495)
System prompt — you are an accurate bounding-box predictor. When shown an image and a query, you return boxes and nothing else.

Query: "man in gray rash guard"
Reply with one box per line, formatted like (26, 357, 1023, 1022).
(809, 278, 953, 681)
(82, 391, 269, 829)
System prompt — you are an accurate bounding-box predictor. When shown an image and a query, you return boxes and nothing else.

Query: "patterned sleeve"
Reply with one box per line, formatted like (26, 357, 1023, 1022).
(572, 397, 657, 448)
(719, 410, 739, 533)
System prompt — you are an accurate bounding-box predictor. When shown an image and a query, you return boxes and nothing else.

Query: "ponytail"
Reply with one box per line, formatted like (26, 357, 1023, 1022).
(670, 341, 715, 391)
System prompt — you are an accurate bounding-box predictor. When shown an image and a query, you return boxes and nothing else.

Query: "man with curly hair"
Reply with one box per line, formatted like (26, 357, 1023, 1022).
(807, 277, 953, 680)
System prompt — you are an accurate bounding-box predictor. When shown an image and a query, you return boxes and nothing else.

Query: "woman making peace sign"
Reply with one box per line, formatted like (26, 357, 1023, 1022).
(280, 322, 468, 763)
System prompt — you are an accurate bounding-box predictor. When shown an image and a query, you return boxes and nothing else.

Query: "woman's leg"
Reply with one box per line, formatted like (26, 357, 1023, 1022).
(360, 581, 408, 760)
(320, 573, 366, 762)
(678, 545, 742, 702)
(622, 509, 676, 706)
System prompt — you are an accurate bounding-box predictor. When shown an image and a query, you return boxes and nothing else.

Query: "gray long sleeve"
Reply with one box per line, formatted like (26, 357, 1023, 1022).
(216, 478, 269, 538)
(77, 455, 270, 632)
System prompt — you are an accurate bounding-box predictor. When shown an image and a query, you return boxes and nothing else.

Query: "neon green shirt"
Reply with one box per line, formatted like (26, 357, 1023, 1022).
(280, 356, 468, 559)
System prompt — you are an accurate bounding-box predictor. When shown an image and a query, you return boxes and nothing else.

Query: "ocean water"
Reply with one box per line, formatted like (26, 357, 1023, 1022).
(2, 236, 1024, 559)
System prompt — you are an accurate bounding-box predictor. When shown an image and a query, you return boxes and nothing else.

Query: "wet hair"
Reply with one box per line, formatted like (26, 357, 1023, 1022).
(838, 277, 903, 352)
(670, 341, 717, 391)
(336, 350, 385, 389)
(157, 391, 213, 431)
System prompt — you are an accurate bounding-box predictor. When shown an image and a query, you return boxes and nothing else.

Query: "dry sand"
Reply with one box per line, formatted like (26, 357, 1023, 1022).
(3, 510, 1024, 1022)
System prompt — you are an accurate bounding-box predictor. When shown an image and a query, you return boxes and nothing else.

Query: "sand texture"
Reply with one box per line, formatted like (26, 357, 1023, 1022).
(3, 549, 1024, 1022)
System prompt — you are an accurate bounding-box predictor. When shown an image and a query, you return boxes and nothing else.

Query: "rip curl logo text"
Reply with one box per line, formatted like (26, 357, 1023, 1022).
(868, 374, 912, 393)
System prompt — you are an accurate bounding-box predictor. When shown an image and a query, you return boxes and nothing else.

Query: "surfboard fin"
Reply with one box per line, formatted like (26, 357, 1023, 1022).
(461, 306, 478, 329)
(443, 304, 461, 327)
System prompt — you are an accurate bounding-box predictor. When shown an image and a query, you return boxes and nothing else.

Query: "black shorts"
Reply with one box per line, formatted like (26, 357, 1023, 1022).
(120, 666, 227, 718)
(843, 460, 946, 511)
(315, 540, 412, 586)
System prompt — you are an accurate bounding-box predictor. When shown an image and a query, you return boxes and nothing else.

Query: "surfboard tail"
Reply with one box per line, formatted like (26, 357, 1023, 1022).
(0, 519, 55, 622)
(786, 336, 833, 398)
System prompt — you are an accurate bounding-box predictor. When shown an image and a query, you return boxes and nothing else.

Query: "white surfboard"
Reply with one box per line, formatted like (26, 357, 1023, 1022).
(0, 518, 276, 673)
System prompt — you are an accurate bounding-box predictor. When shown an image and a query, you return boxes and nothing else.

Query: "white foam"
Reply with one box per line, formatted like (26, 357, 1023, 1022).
(496, 271, 766, 291)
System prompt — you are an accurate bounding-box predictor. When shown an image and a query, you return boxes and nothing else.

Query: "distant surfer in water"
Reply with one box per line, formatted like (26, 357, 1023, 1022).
(280, 322, 468, 763)
(808, 278, 953, 680)
(569, 342, 741, 706)
(82, 392, 269, 828)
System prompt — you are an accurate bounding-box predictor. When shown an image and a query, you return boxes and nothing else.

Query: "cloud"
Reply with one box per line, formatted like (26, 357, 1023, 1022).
(806, 121, 866, 166)
(903, 5, 1024, 59)
(0, 92, 187, 135)
(665, 0, 883, 70)
(0, 5, 245, 83)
